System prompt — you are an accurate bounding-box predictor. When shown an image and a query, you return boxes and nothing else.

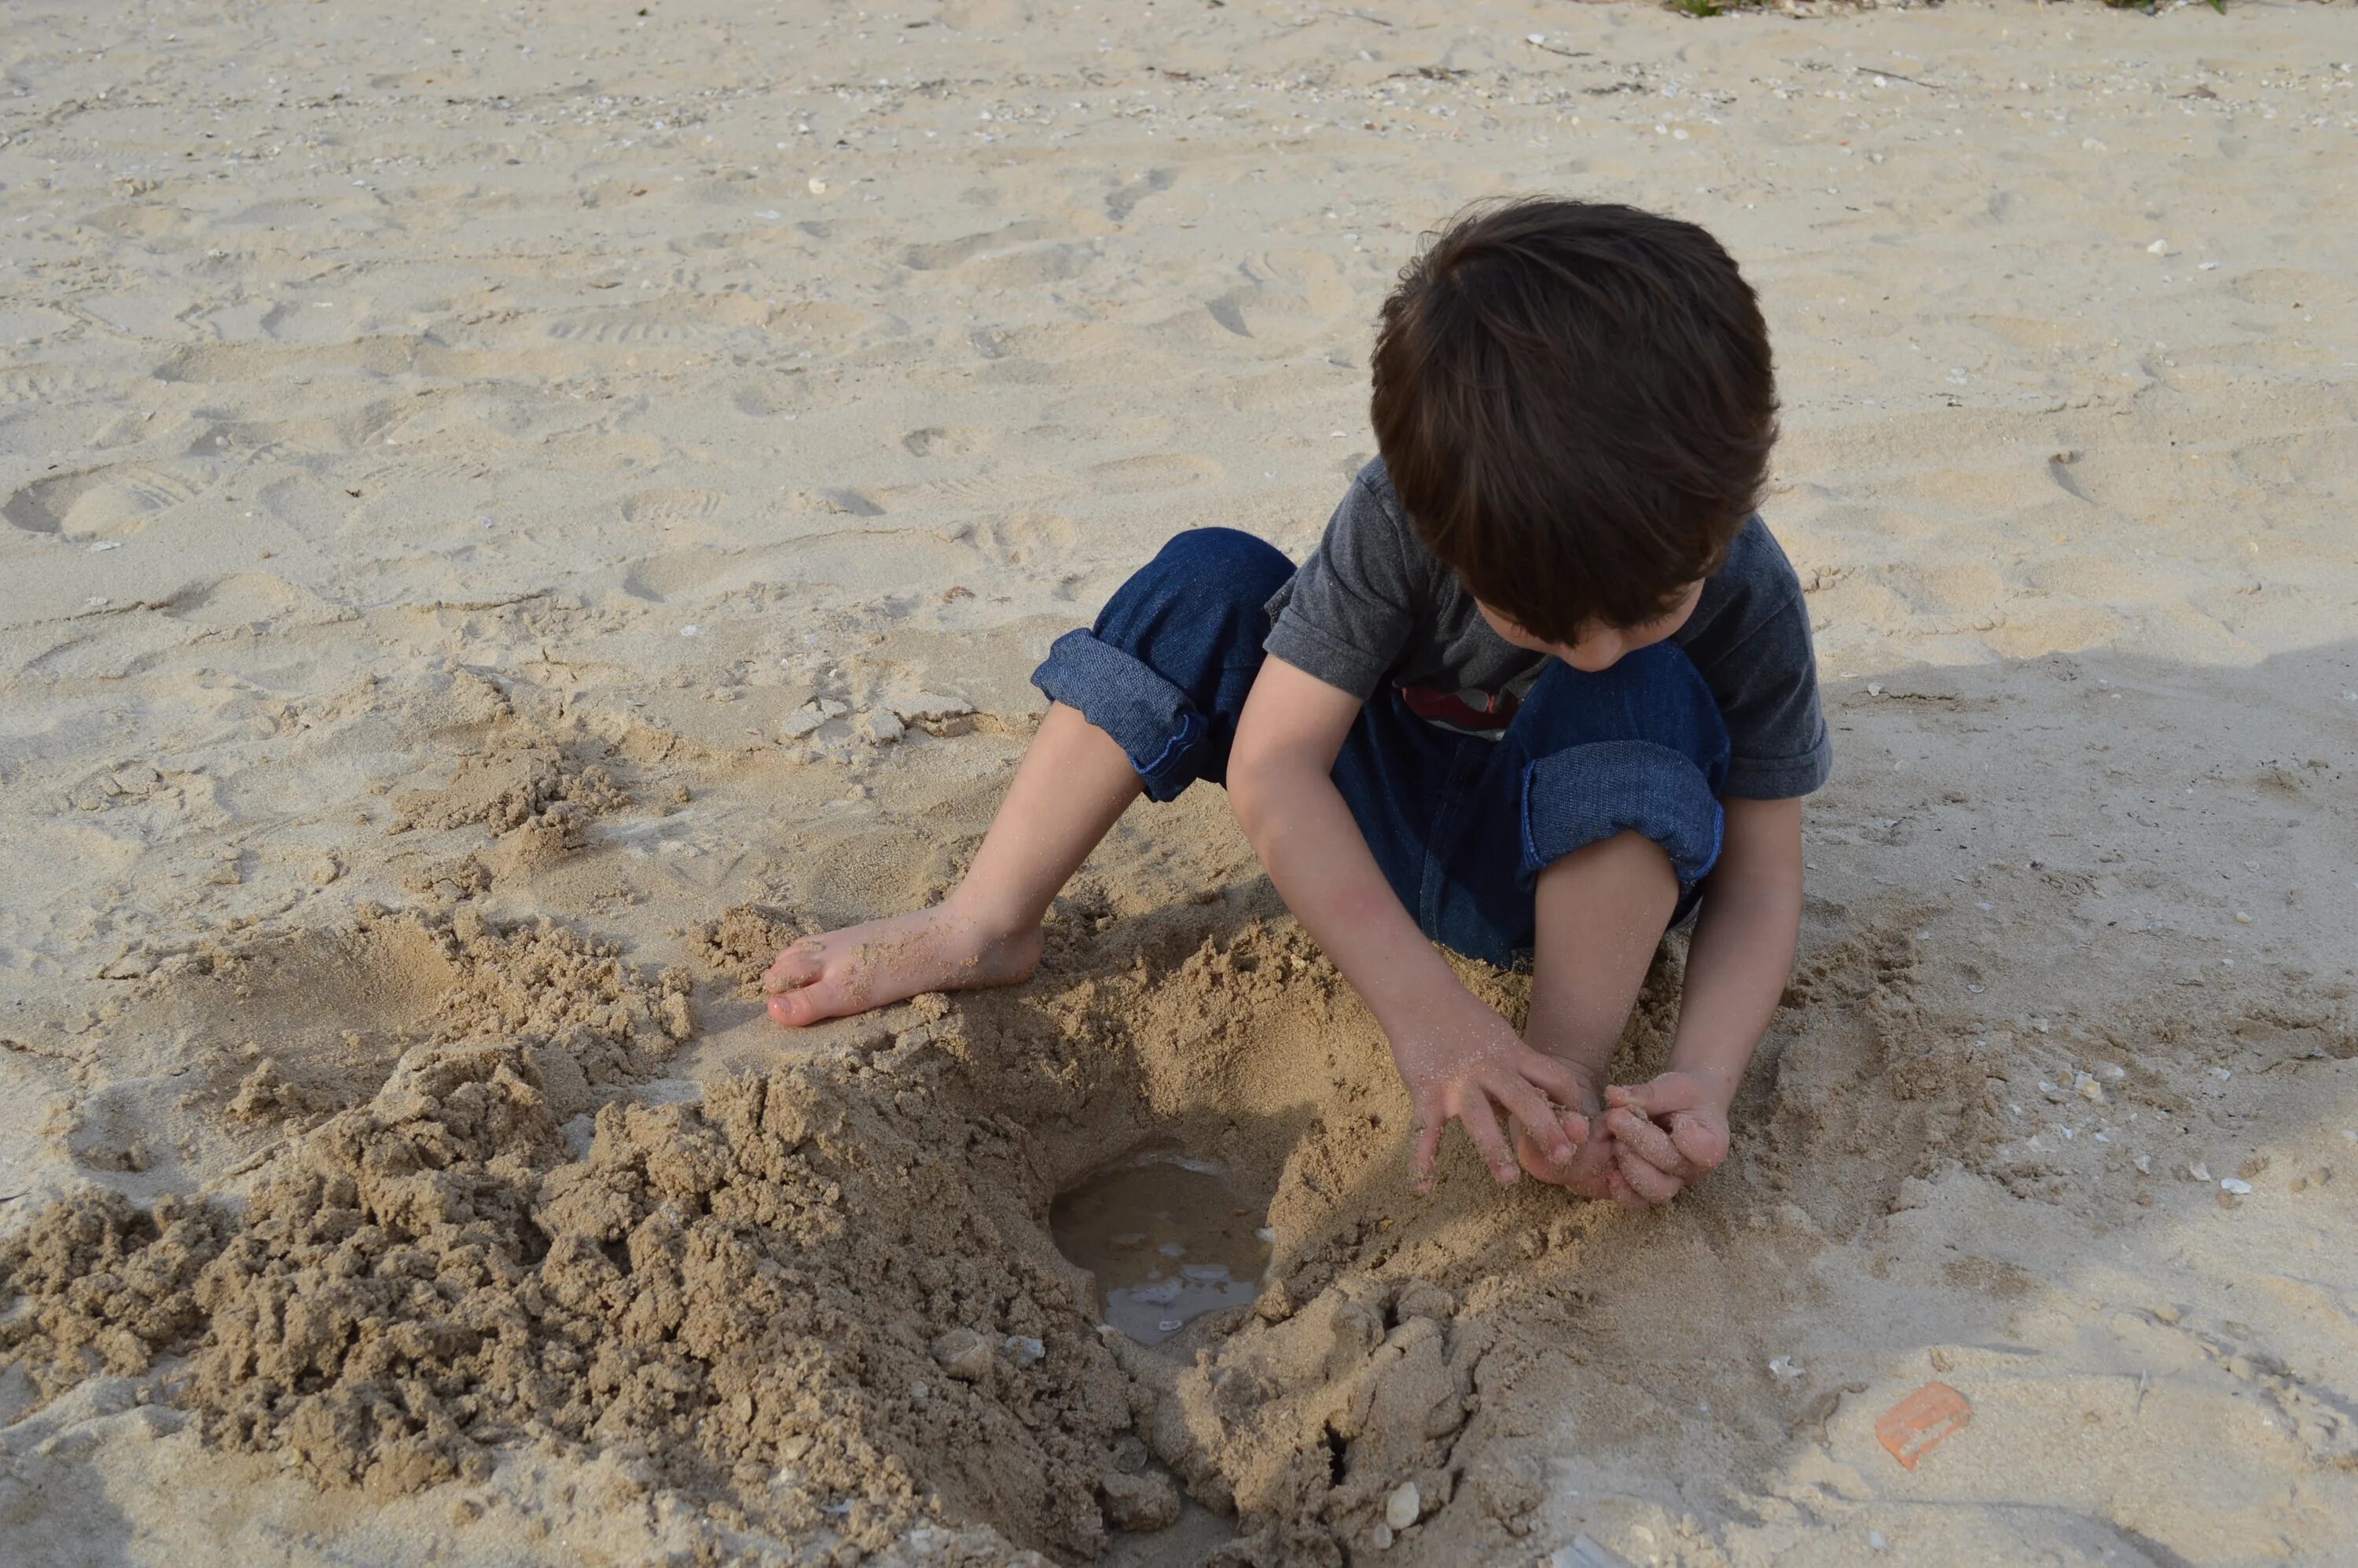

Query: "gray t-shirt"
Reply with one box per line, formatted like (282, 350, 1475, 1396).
(1264, 460, 1832, 800)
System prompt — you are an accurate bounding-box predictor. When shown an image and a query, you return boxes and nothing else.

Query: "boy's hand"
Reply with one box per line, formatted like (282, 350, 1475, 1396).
(1390, 1000, 1593, 1193)
(1599, 1072, 1731, 1207)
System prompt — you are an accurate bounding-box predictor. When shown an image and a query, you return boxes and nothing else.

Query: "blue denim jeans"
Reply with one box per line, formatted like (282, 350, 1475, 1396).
(1033, 529, 1730, 968)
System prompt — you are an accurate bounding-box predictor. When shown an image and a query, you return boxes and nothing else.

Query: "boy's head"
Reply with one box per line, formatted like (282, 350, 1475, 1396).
(1370, 198, 1777, 658)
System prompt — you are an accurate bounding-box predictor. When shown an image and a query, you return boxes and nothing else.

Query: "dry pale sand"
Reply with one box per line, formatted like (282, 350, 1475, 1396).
(2, 0, 2356, 1564)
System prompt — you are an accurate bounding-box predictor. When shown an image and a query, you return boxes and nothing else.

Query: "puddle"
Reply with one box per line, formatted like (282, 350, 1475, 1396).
(1051, 1155, 1272, 1346)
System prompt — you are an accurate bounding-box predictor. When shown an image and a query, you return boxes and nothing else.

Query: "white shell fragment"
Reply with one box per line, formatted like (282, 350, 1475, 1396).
(2188, 1162, 2213, 1183)
(1001, 1335, 1045, 1367)
(1385, 1481, 1421, 1531)
(1552, 1537, 1638, 1568)
(2220, 1177, 2253, 1196)
(2075, 1074, 2105, 1103)
(1768, 1355, 1806, 1383)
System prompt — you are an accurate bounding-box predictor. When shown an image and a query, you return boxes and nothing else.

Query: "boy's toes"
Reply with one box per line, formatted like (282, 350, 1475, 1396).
(1511, 1121, 1579, 1185)
(767, 972, 854, 1027)
(762, 940, 826, 995)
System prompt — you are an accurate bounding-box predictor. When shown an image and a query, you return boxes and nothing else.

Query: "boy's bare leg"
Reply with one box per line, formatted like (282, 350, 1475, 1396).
(1513, 829, 1680, 1192)
(765, 702, 1144, 1026)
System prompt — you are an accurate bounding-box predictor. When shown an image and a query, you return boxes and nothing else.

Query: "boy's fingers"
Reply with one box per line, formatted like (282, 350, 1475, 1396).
(1453, 1092, 1520, 1185)
(1410, 1104, 1444, 1185)
(1513, 1051, 1591, 1115)
(1612, 1074, 1703, 1118)
(1613, 1143, 1684, 1205)
(1605, 1107, 1690, 1177)
(1488, 1072, 1572, 1164)
(1666, 1112, 1729, 1172)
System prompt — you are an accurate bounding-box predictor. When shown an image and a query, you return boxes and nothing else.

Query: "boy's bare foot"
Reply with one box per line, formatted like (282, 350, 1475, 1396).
(1510, 1067, 1618, 1196)
(762, 902, 1043, 1027)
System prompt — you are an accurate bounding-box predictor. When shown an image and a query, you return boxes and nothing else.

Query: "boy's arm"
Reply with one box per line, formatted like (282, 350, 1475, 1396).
(1229, 656, 1587, 1189)
(1600, 795, 1804, 1205)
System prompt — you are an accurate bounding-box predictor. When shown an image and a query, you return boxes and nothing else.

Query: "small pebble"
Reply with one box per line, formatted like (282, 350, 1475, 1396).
(2188, 1162, 2213, 1182)
(931, 1327, 994, 1383)
(1385, 1481, 1420, 1531)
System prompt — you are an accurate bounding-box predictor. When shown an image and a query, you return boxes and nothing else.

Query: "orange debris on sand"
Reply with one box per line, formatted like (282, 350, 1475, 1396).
(1875, 1381, 1974, 1471)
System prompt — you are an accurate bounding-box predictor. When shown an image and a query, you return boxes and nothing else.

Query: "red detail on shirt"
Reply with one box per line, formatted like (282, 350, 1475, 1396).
(1398, 683, 1520, 731)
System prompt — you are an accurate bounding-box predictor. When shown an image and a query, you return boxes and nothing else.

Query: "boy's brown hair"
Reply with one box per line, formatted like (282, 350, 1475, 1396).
(1370, 198, 1778, 641)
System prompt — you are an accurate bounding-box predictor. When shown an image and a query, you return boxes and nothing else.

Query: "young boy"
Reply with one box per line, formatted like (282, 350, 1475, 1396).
(762, 200, 1828, 1209)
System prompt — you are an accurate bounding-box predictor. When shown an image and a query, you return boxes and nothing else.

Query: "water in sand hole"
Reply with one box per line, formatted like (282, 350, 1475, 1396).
(1052, 1155, 1273, 1346)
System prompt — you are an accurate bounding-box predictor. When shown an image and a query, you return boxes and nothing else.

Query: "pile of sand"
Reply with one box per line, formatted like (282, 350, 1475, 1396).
(0, 909, 2102, 1564)
(0, 916, 1625, 1561)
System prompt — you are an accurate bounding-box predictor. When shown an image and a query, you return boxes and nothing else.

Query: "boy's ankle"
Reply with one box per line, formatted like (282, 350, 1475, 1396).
(935, 893, 1039, 952)
(1539, 1050, 1609, 1112)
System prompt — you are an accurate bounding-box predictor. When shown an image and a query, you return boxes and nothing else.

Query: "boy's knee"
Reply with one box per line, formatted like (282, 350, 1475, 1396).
(1147, 527, 1295, 602)
(1538, 827, 1678, 884)
(1100, 527, 1295, 648)
(1519, 739, 1724, 892)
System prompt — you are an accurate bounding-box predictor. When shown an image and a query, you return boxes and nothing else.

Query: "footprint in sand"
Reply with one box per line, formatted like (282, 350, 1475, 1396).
(902, 427, 991, 458)
(3, 463, 200, 536)
(620, 549, 738, 604)
(620, 487, 727, 528)
(1085, 453, 1220, 495)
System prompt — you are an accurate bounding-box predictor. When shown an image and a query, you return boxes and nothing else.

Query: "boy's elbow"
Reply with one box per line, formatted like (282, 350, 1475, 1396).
(1226, 747, 1278, 841)
(1228, 737, 1310, 846)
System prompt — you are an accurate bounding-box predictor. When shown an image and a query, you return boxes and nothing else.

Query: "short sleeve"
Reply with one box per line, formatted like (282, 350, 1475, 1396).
(1262, 472, 1423, 700)
(1712, 617, 1832, 799)
(1677, 519, 1834, 800)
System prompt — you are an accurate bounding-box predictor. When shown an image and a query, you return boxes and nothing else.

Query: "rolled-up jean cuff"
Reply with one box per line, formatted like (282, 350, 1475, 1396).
(1518, 739, 1725, 890)
(1031, 629, 1207, 802)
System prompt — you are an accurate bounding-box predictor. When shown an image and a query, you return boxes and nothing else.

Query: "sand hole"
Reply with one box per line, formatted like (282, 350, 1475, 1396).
(1052, 1155, 1272, 1346)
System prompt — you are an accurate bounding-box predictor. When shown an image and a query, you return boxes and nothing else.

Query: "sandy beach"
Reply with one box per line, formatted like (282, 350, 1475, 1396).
(2, 0, 2355, 1562)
